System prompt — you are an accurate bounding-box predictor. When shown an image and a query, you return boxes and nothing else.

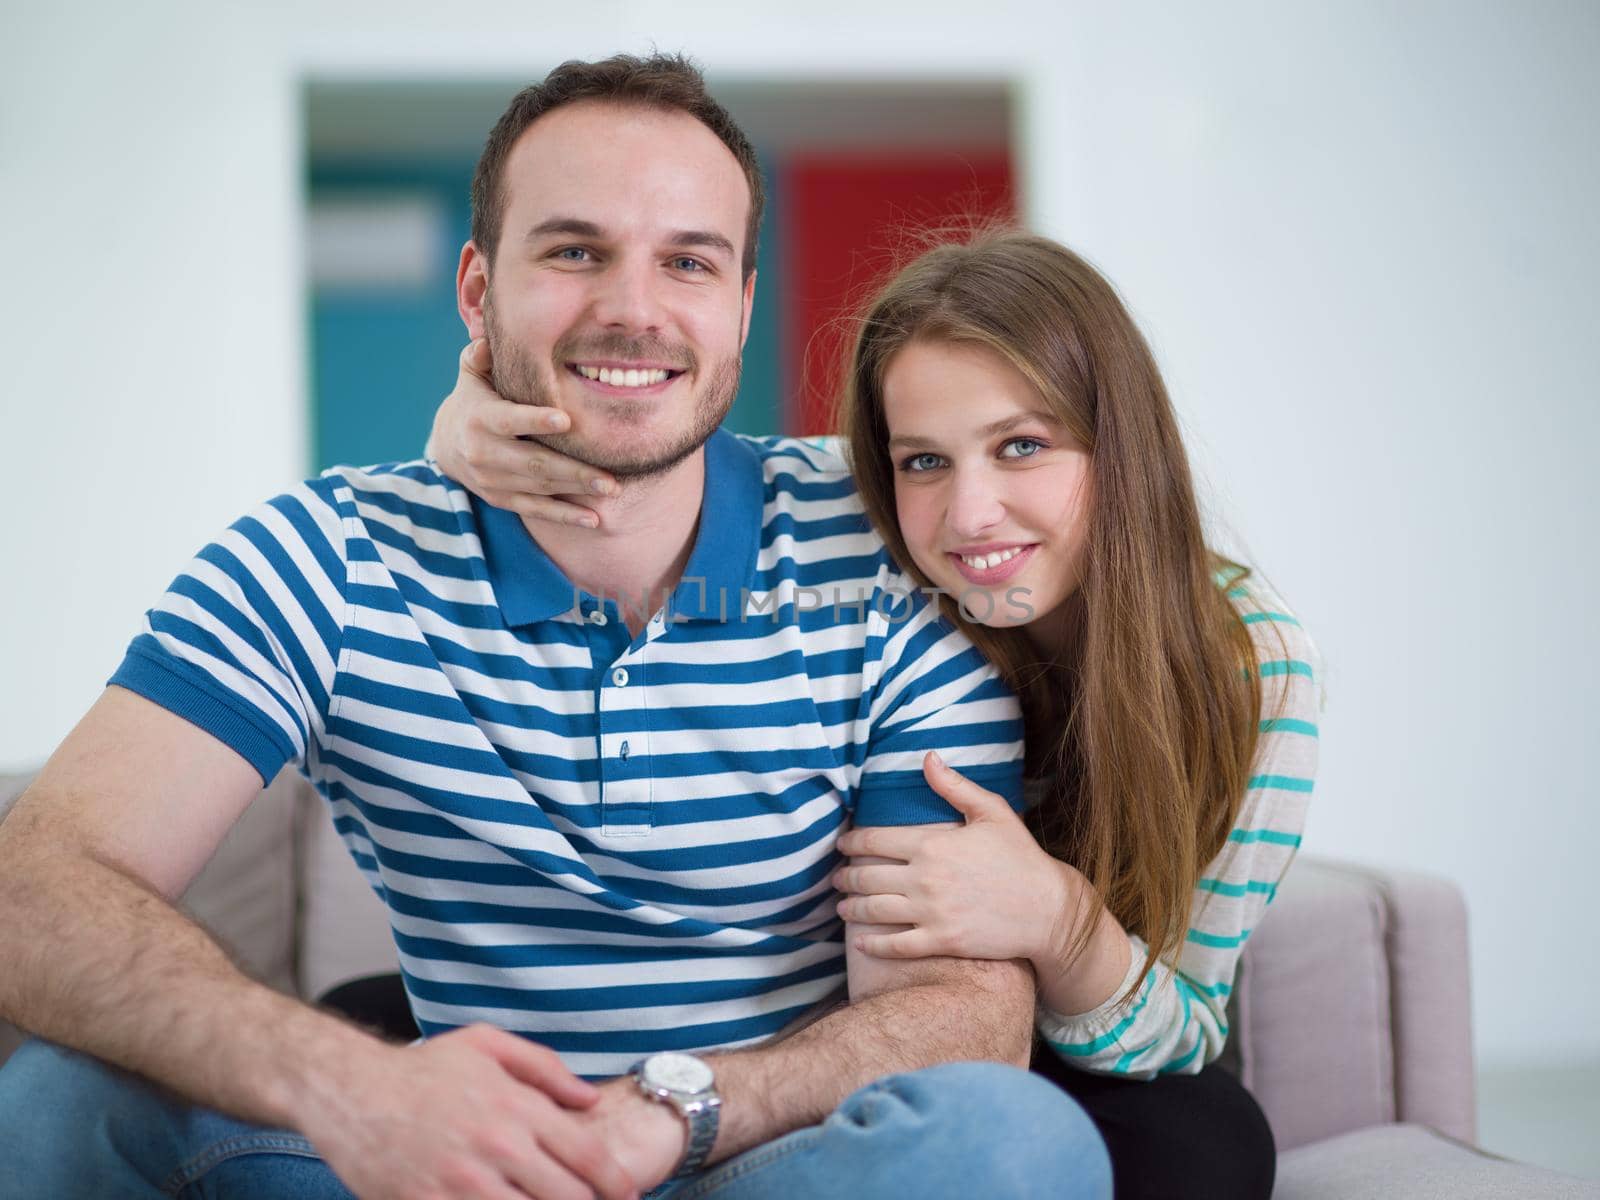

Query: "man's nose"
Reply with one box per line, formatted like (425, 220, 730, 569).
(944, 469, 1006, 539)
(590, 256, 667, 333)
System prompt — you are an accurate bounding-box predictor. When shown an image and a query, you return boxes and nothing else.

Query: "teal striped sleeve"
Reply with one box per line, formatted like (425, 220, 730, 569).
(1036, 572, 1322, 1079)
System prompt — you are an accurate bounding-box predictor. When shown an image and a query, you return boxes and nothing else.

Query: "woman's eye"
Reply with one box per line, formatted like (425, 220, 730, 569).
(900, 453, 944, 474)
(1000, 437, 1045, 459)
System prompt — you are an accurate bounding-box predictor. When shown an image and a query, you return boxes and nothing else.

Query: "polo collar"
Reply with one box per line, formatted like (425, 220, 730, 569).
(472, 428, 764, 628)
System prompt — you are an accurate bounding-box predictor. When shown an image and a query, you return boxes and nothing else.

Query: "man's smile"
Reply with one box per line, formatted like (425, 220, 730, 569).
(566, 361, 685, 395)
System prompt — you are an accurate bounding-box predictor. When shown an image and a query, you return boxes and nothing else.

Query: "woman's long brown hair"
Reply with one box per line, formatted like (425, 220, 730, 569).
(838, 230, 1263, 1009)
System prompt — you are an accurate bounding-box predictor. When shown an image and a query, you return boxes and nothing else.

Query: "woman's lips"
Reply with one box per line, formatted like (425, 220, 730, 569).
(946, 544, 1038, 586)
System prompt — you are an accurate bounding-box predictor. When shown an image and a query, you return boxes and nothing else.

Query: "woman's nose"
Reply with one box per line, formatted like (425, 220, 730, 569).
(944, 470, 1006, 539)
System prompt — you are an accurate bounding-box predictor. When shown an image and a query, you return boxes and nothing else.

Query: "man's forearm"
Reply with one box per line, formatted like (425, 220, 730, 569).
(0, 841, 379, 1130)
(701, 959, 1034, 1165)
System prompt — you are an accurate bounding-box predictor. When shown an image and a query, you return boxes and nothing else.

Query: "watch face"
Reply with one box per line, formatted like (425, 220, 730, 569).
(645, 1052, 713, 1094)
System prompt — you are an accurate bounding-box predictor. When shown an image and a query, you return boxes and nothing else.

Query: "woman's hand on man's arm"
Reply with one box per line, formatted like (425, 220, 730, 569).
(833, 751, 1133, 1017)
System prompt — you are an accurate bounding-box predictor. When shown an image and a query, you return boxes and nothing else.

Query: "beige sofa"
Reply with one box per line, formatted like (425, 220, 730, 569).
(1, 768, 1593, 1197)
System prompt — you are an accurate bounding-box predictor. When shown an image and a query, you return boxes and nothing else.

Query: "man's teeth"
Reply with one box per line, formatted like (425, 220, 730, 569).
(574, 365, 672, 388)
(959, 547, 1027, 570)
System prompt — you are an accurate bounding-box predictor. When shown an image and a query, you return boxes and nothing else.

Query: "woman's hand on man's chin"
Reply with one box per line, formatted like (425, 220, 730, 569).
(429, 338, 617, 527)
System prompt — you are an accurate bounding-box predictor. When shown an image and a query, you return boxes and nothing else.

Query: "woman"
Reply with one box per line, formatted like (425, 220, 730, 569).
(425, 230, 1320, 1199)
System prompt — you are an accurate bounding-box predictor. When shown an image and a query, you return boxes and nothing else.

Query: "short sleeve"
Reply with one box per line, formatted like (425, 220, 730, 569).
(854, 578, 1024, 826)
(107, 477, 350, 785)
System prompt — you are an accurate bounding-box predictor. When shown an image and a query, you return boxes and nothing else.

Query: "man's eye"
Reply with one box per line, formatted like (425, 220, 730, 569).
(672, 256, 707, 272)
(899, 453, 944, 474)
(554, 247, 592, 262)
(1000, 438, 1046, 459)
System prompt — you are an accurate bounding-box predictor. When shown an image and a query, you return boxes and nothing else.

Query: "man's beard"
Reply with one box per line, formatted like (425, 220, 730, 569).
(483, 294, 741, 481)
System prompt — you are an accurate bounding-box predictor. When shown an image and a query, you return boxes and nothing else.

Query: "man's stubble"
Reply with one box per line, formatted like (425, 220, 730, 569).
(483, 289, 742, 481)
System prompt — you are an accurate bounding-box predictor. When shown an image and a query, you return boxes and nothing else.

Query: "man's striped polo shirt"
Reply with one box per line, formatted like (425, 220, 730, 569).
(109, 429, 1025, 1078)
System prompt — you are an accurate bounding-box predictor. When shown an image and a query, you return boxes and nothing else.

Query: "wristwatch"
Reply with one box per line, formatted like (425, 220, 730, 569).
(630, 1051, 722, 1179)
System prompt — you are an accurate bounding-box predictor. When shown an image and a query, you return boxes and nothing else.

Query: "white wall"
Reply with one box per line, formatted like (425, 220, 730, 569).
(2, 0, 1594, 1071)
(1019, 1, 1600, 1071)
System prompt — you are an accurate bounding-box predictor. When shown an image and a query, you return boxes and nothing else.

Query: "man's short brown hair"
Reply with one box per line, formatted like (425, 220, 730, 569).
(471, 52, 765, 280)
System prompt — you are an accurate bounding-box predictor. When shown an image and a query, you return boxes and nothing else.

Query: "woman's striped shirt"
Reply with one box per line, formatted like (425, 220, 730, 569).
(1034, 570, 1322, 1078)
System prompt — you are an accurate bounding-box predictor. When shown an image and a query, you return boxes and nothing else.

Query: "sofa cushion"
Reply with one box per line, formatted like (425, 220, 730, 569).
(290, 777, 400, 1003)
(176, 768, 300, 996)
(1275, 1123, 1599, 1198)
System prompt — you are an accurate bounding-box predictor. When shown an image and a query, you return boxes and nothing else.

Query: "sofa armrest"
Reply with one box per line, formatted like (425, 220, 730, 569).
(1324, 861, 1477, 1142)
(1225, 855, 1476, 1152)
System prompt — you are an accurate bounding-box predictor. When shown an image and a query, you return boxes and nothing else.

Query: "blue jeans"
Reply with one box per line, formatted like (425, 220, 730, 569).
(0, 1037, 1111, 1199)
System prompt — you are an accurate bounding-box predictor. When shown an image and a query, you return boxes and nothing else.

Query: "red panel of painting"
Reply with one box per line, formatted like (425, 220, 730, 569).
(781, 151, 1015, 436)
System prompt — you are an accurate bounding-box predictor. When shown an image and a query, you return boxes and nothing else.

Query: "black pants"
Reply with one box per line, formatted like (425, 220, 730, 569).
(1030, 1042, 1276, 1200)
(320, 975, 1275, 1199)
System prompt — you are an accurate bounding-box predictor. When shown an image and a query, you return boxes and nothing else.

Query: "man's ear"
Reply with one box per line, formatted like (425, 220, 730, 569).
(457, 241, 489, 339)
(738, 268, 758, 350)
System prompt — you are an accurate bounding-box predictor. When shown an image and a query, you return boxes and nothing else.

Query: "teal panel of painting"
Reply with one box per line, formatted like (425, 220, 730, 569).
(727, 148, 782, 438)
(309, 152, 782, 474)
(309, 159, 473, 473)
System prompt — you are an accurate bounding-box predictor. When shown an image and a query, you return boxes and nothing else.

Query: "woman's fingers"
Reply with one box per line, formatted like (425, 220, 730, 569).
(485, 400, 570, 440)
(475, 419, 619, 499)
(921, 751, 1014, 822)
(838, 893, 916, 925)
(508, 407, 571, 438)
(449, 340, 622, 502)
(832, 862, 908, 895)
(462, 337, 494, 379)
(521, 453, 615, 498)
(834, 824, 940, 861)
(488, 493, 599, 529)
(475, 437, 615, 496)
(852, 928, 942, 960)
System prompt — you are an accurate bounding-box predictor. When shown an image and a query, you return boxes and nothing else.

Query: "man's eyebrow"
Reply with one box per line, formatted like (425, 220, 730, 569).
(888, 410, 1060, 451)
(524, 217, 605, 242)
(666, 229, 737, 261)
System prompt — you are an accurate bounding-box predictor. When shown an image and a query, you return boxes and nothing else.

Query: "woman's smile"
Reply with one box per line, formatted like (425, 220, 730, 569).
(947, 542, 1039, 585)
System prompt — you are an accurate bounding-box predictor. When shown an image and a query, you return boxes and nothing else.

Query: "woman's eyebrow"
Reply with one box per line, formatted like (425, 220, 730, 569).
(888, 410, 1059, 451)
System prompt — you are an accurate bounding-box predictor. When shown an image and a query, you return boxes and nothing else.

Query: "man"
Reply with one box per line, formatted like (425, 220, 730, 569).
(0, 54, 1110, 1199)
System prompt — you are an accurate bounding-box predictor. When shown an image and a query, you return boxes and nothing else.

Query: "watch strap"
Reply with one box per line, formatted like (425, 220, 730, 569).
(673, 1093, 721, 1178)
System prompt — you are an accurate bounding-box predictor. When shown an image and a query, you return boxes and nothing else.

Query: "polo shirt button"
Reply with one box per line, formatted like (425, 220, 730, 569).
(588, 610, 608, 626)
(612, 667, 629, 687)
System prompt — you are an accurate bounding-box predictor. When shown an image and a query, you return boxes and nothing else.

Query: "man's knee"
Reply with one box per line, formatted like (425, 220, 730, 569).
(837, 1061, 1112, 1199)
(0, 1037, 182, 1187)
(0, 1037, 147, 1123)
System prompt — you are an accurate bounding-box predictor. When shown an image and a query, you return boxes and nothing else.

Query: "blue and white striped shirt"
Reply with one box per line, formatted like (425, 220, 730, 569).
(110, 430, 1024, 1077)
